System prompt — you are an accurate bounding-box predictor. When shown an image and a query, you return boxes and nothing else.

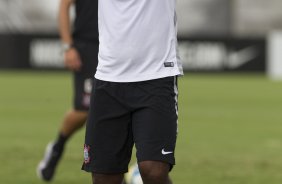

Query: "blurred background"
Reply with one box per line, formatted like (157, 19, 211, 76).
(1, 0, 282, 76)
(1, 0, 282, 184)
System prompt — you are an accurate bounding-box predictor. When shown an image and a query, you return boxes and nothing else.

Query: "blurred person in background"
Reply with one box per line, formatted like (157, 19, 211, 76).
(37, 0, 99, 181)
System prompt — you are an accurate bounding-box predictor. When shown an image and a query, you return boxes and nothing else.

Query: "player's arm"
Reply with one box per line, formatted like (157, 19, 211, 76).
(58, 0, 81, 71)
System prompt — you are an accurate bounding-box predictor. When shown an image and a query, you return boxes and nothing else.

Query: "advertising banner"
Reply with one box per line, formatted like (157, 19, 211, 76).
(0, 34, 266, 72)
(179, 37, 266, 72)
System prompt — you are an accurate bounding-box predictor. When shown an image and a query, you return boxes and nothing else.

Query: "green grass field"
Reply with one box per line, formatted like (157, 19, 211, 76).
(1, 71, 282, 184)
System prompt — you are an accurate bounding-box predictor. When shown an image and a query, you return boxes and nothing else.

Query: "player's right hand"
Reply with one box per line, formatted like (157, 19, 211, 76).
(64, 48, 82, 72)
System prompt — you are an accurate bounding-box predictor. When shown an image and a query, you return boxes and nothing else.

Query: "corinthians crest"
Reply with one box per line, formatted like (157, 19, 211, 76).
(84, 144, 91, 164)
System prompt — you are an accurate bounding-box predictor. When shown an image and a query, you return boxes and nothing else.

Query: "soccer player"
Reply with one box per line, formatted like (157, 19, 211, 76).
(82, 0, 183, 184)
(37, 0, 98, 181)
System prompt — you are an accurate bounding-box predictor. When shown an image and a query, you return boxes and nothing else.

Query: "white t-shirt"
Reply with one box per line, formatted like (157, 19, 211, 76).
(95, 0, 183, 82)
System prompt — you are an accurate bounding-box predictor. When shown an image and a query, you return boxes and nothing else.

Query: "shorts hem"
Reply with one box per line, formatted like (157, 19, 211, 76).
(137, 158, 175, 171)
(74, 106, 89, 112)
(82, 166, 128, 174)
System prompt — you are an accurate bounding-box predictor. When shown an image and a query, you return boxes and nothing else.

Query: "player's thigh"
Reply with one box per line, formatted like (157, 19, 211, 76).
(132, 77, 178, 166)
(83, 80, 134, 173)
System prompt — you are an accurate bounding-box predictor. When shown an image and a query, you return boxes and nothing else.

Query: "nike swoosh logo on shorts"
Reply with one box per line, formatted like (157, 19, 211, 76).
(161, 149, 173, 155)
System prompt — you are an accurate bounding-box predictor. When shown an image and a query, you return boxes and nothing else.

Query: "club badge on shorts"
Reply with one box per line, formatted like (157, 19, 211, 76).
(84, 144, 91, 164)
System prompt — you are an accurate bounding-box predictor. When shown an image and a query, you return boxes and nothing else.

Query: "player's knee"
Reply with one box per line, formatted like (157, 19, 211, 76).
(138, 161, 170, 183)
(92, 173, 124, 184)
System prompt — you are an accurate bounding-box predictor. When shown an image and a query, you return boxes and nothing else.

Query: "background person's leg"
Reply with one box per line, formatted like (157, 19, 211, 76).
(37, 109, 87, 181)
(60, 109, 87, 136)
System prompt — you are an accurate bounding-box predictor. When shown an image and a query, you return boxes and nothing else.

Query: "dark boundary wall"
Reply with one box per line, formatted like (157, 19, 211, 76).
(178, 37, 266, 72)
(0, 34, 266, 72)
(0, 34, 31, 68)
(0, 34, 59, 69)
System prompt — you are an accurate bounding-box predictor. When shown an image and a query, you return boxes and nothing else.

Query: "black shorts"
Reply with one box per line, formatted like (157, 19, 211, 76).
(82, 76, 179, 174)
(73, 40, 98, 111)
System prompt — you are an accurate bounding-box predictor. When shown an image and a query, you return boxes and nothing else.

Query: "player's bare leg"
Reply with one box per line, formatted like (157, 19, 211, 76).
(138, 161, 172, 184)
(60, 109, 88, 136)
(92, 173, 124, 184)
